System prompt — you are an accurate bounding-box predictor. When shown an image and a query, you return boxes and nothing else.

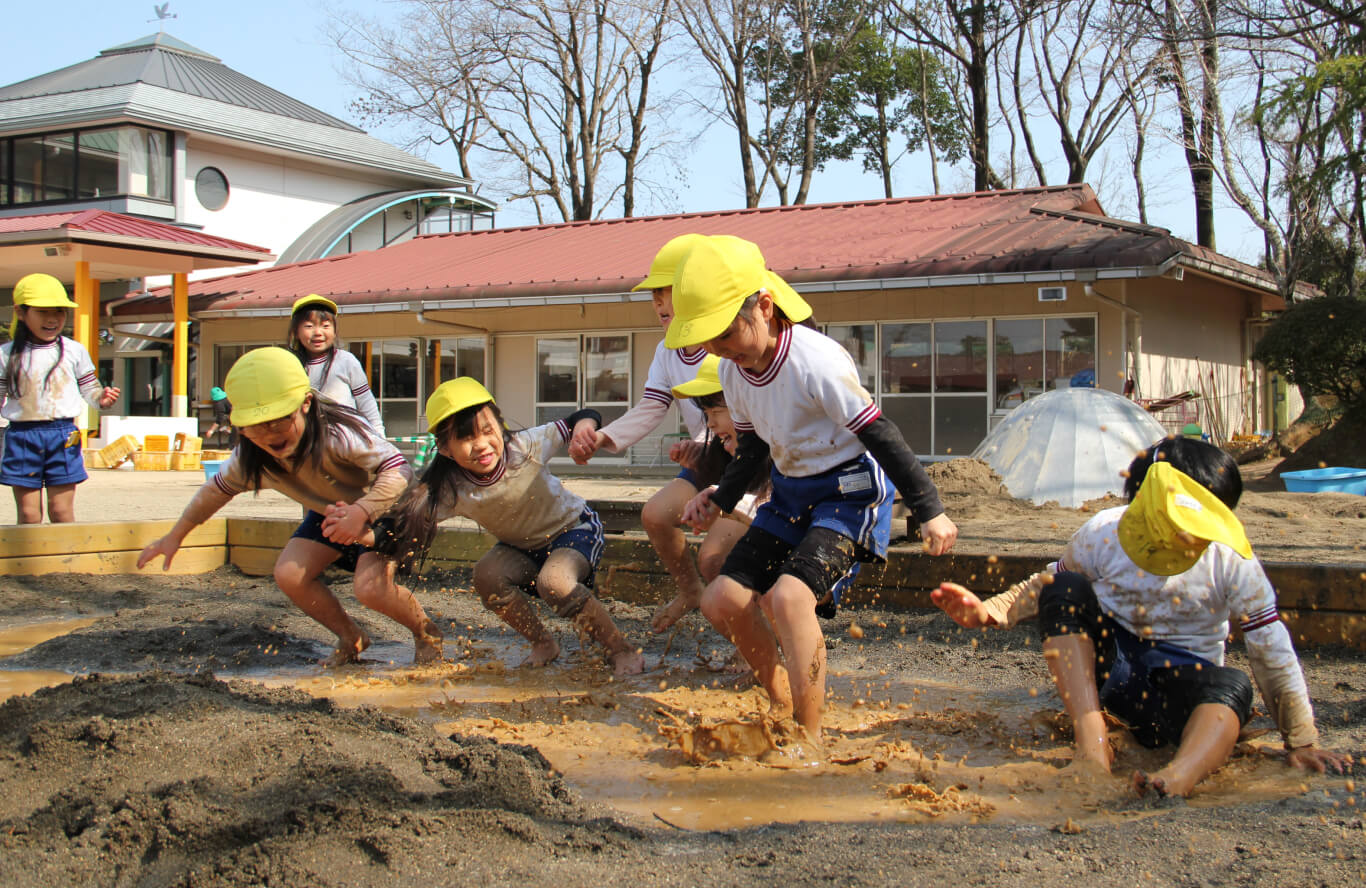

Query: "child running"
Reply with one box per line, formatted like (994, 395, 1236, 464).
(362, 377, 645, 675)
(932, 437, 1352, 796)
(138, 346, 442, 666)
(668, 235, 957, 743)
(1, 273, 120, 524)
(288, 294, 385, 435)
(570, 233, 753, 632)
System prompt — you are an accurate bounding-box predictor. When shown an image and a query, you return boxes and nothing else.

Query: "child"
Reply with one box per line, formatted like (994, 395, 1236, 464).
(569, 234, 721, 631)
(932, 437, 1352, 796)
(138, 346, 442, 666)
(668, 235, 957, 743)
(288, 294, 385, 435)
(205, 385, 234, 448)
(362, 377, 646, 676)
(0, 273, 120, 524)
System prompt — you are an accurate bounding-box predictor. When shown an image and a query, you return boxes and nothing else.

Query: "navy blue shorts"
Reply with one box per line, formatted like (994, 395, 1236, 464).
(675, 466, 701, 488)
(0, 419, 86, 489)
(509, 507, 605, 590)
(290, 509, 368, 573)
(754, 454, 894, 560)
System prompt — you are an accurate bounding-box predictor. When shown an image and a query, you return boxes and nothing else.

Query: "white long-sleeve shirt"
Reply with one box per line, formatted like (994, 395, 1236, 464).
(305, 349, 385, 436)
(0, 338, 105, 422)
(597, 342, 708, 452)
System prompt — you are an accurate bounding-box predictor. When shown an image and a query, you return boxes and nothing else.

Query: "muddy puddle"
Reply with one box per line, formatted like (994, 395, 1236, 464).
(1, 615, 1336, 834)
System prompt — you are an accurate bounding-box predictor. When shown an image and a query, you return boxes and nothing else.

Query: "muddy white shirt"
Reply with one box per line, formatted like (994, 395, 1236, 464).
(719, 323, 879, 478)
(212, 425, 411, 517)
(305, 349, 385, 436)
(597, 342, 708, 451)
(434, 420, 588, 550)
(0, 338, 104, 422)
(1052, 507, 1318, 747)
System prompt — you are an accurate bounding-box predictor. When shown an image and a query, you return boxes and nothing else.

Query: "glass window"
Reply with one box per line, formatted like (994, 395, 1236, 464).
(1046, 316, 1097, 388)
(43, 133, 76, 201)
(195, 166, 229, 211)
(826, 324, 876, 391)
(535, 335, 632, 429)
(0, 141, 9, 205)
(935, 395, 989, 456)
(881, 322, 931, 394)
(536, 338, 579, 425)
(584, 335, 629, 403)
(430, 337, 485, 387)
(935, 320, 988, 393)
(878, 395, 932, 456)
(375, 339, 420, 437)
(4, 126, 173, 206)
(994, 319, 1044, 410)
(77, 129, 121, 198)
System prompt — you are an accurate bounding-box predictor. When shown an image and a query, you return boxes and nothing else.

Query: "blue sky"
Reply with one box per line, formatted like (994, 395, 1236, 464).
(1, 0, 1267, 262)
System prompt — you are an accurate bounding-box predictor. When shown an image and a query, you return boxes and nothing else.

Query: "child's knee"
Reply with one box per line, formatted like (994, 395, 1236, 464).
(697, 546, 726, 582)
(539, 582, 592, 619)
(1037, 571, 1102, 640)
(641, 496, 679, 535)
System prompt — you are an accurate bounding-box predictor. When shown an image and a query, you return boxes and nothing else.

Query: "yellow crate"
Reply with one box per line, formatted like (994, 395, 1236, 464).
(97, 434, 139, 468)
(174, 433, 203, 453)
(171, 451, 202, 471)
(83, 450, 107, 469)
(132, 451, 173, 471)
(143, 434, 172, 452)
(201, 449, 231, 461)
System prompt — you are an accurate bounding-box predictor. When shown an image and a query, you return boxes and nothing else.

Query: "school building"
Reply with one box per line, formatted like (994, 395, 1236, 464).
(111, 184, 1298, 463)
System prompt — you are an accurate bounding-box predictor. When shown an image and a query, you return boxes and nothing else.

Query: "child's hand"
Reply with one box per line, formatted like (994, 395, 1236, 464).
(137, 536, 180, 571)
(99, 386, 121, 407)
(930, 582, 992, 629)
(681, 487, 720, 533)
(670, 439, 704, 469)
(568, 425, 604, 464)
(920, 513, 958, 555)
(1286, 745, 1354, 774)
(322, 501, 368, 545)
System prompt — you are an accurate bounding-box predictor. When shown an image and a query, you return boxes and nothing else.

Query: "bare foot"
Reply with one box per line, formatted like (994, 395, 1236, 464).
(521, 637, 560, 668)
(723, 649, 752, 675)
(611, 648, 646, 676)
(651, 592, 700, 633)
(322, 631, 371, 667)
(412, 620, 444, 664)
(1133, 768, 1182, 797)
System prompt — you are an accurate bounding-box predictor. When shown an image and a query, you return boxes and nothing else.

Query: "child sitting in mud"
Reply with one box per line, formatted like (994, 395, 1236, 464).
(933, 437, 1352, 797)
(138, 346, 442, 666)
(356, 377, 645, 676)
(668, 234, 957, 744)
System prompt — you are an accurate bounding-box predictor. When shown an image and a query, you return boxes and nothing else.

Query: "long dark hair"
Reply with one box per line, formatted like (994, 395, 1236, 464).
(377, 400, 522, 575)
(693, 389, 772, 500)
(287, 305, 339, 384)
(1124, 436, 1243, 510)
(4, 308, 67, 398)
(235, 392, 372, 492)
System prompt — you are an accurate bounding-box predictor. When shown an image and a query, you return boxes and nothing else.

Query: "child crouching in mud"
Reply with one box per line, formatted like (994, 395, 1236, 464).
(139, 347, 443, 666)
(351, 378, 645, 676)
(933, 437, 1352, 797)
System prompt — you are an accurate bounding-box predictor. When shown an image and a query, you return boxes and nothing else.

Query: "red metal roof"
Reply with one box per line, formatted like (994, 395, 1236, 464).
(122, 185, 1286, 315)
(0, 209, 270, 254)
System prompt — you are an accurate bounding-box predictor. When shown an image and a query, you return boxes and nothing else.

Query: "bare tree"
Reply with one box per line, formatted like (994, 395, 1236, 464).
(332, 0, 680, 223)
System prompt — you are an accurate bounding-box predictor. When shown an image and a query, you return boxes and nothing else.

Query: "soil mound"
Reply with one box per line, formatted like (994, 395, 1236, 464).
(925, 458, 1010, 497)
(0, 672, 620, 886)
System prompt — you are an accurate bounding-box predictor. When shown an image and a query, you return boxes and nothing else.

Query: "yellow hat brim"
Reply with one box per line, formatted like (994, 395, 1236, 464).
(292, 294, 338, 315)
(426, 377, 495, 429)
(1117, 462, 1252, 575)
(672, 355, 723, 399)
(229, 389, 308, 427)
(13, 273, 78, 310)
(664, 301, 742, 349)
(224, 346, 311, 426)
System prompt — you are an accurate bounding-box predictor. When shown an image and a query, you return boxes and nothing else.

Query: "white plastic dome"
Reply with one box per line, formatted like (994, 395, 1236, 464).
(971, 388, 1168, 508)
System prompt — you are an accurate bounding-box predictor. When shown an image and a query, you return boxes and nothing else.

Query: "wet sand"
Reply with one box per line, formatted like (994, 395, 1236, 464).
(1, 567, 1363, 886)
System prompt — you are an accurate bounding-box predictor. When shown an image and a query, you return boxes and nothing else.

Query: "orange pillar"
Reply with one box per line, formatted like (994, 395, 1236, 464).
(172, 273, 189, 418)
(72, 262, 97, 437)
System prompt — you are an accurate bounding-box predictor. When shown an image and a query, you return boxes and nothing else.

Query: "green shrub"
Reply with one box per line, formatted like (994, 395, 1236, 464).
(1252, 296, 1366, 410)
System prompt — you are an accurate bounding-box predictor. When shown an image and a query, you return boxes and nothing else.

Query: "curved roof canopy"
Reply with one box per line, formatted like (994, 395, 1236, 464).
(278, 190, 498, 264)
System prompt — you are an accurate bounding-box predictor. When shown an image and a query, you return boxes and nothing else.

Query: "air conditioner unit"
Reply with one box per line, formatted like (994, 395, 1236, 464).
(1038, 286, 1067, 302)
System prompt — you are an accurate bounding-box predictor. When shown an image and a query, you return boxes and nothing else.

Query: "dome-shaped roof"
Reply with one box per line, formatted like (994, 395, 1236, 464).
(971, 388, 1167, 508)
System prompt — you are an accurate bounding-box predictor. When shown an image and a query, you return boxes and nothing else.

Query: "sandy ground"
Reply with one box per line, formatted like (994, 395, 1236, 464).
(0, 459, 1363, 885)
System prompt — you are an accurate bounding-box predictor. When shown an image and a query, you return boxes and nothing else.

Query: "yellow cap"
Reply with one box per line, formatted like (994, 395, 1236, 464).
(632, 233, 707, 292)
(664, 235, 812, 348)
(292, 294, 337, 315)
(671, 354, 724, 399)
(426, 377, 495, 429)
(11, 273, 79, 337)
(225, 347, 311, 426)
(1117, 461, 1253, 575)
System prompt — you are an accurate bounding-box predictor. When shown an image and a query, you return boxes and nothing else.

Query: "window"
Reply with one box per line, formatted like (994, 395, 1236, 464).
(1, 126, 172, 206)
(195, 167, 229, 211)
(825, 324, 876, 391)
(428, 337, 486, 390)
(535, 335, 631, 432)
(373, 339, 420, 437)
(994, 316, 1097, 410)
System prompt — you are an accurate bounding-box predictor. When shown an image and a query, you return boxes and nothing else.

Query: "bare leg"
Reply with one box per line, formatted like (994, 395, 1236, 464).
(45, 483, 77, 523)
(761, 575, 826, 743)
(1043, 633, 1113, 771)
(697, 517, 749, 583)
(1133, 702, 1241, 797)
(538, 548, 644, 675)
(474, 545, 558, 666)
(644, 479, 706, 632)
(701, 575, 791, 717)
(274, 537, 368, 666)
(13, 486, 44, 524)
(352, 553, 443, 664)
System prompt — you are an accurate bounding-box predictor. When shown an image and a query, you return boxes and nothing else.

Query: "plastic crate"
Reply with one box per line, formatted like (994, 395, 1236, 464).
(83, 450, 107, 469)
(174, 433, 203, 453)
(171, 451, 202, 471)
(203, 459, 225, 481)
(97, 434, 139, 468)
(1281, 467, 1366, 495)
(132, 451, 173, 471)
(201, 449, 231, 461)
(143, 434, 172, 453)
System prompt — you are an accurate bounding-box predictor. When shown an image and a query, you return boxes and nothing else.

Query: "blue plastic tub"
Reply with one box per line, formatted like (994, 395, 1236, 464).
(1280, 466, 1366, 495)
(203, 459, 225, 481)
